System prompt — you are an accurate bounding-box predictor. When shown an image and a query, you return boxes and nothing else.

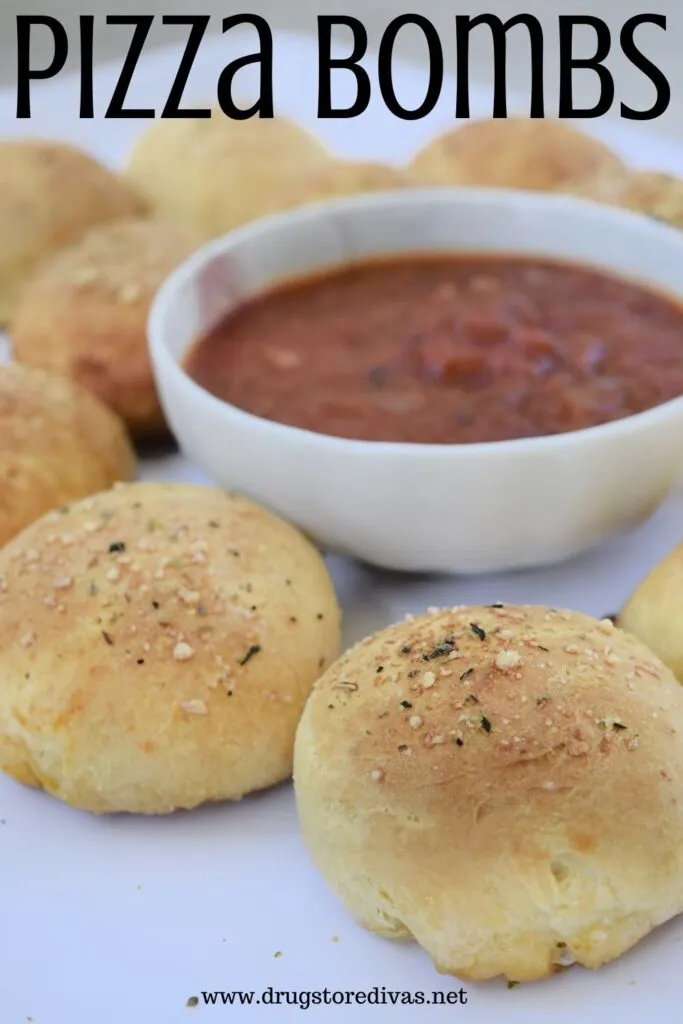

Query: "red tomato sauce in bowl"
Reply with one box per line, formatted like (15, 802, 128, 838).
(184, 254, 683, 445)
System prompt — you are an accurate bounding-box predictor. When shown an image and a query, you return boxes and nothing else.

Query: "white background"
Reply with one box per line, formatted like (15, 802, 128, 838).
(2, 27, 683, 1024)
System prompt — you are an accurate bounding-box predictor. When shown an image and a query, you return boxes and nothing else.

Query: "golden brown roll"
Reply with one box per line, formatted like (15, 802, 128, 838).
(619, 544, 683, 680)
(123, 110, 331, 238)
(11, 218, 203, 437)
(0, 481, 341, 814)
(0, 139, 147, 325)
(557, 165, 631, 203)
(409, 117, 625, 191)
(272, 160, 411, 209)
(0, 363, 135, 548)
(294, 604, 683, 983)
(561, 170, 683, 230)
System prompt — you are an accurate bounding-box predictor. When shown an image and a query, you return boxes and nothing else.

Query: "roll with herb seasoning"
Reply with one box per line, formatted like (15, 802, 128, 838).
(123, 110, 331, 239)
(408, 117, 624, 192)
(619, 544, 683, 682)
(11, 218, 204, 438)
(0, 481, 340, 813)
(261, 159, 411, 210)
(0, 139, 147, 326)
(0, 363, 135, 549)
(559, 170, 683, 231)
(294, 604, 683, 983)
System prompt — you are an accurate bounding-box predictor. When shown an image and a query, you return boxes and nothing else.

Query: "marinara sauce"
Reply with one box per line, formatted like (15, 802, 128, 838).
(184, 255, 683, 444)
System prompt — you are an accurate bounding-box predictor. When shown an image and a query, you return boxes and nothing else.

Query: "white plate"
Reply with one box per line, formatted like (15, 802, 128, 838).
(2, 28, 683, 1024)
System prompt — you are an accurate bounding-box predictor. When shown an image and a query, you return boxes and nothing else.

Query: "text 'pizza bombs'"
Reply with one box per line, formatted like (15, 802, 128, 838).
(294, 604, 683, 983)
(0, 482, 340, 814)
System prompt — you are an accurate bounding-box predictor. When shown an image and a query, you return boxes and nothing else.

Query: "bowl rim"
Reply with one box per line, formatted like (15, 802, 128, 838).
(148, 185, 683, 459)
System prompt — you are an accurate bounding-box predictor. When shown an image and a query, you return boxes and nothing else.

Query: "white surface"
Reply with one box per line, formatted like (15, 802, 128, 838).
(151, 186, 683, 573)
(3, 28, 683, 1024)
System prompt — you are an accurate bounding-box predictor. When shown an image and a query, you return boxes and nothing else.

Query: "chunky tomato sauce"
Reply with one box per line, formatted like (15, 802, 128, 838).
(184, 255, 683, 444)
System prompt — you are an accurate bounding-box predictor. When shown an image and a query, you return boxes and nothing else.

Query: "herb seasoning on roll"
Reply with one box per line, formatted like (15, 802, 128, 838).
(294, 604, 683, 983)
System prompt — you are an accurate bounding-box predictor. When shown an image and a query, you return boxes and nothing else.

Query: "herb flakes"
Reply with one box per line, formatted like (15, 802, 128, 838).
(399, 700, 413, 709)
(186, 996, 199, 1007)
(108, 541, 126, 554)
(480, 715, 492, 734)
(238, 644, 261, 666)
(101, 631, 114, 646)
(426, 639, 457, 660)
(460, 667, 474, 681)
(599, 717, 628, 731)
(470, 623, 486, 641)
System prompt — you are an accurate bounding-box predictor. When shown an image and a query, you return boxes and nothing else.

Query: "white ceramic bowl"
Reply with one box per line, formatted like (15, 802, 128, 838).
(149, 188, 683, 574)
